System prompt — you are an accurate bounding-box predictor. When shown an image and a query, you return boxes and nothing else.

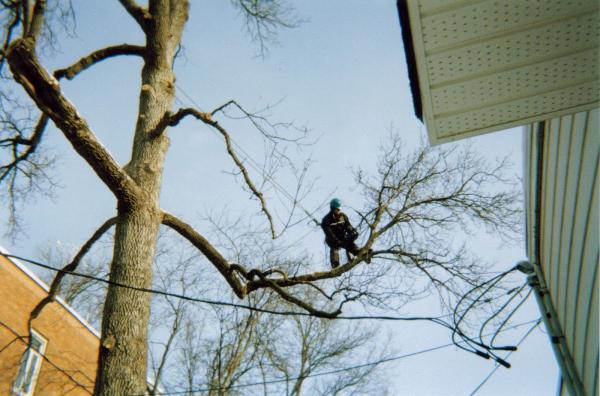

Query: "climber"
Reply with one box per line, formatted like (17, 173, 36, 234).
(321, 198, 369, 268)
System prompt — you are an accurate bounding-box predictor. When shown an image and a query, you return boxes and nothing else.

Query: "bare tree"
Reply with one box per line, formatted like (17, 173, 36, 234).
(147, 247, 202, 396)
(0, 1, 522, 395)
(36, 242, 110, 327)
(262, 294, 390, 396)
(171, 289, 390, 396)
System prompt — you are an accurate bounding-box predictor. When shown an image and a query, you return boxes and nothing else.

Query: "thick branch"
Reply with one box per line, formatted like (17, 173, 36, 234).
(169, 107, 277, 238)
(28, 217, 117, 324)
(118, 0, 149, 29)
(246, 250, 371, 293)
(251, 270, 340, 318)
(26, 0, 46, 42)
(6, 38, 142, 207)
(161, 212, 351, 317)
(161, 211, 246, 298)
(53, 44, 145, 80)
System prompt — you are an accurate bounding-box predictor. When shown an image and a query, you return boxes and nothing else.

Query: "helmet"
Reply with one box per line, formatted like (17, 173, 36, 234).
(330, 198, 342, 209)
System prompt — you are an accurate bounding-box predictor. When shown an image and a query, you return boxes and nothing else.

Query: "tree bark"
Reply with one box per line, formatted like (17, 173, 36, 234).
(94, 1, 189, 394)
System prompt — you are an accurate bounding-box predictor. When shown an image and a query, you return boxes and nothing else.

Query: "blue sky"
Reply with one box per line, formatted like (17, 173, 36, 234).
(1, 1, 559, 394)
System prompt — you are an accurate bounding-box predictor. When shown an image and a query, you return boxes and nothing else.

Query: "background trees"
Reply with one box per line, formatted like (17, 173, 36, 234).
(37, 234, 391, 395)
(0, 1, 543, 395)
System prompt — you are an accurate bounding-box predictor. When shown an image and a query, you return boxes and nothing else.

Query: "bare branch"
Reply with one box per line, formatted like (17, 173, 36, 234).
(26, 0, 45, 42)
(0, 113, 47, 183)
(231, 0, 302, 57)
(28, 217, 117, 325)
(161, 211, 246, 298)
(118, 0, 149, 29)
(0, 2, 21, 72)
(162, 212, 354, 317)
(1, 43, 144, 233)
(250, 269, 340, 318)
(53, 43, 145, 80)
(168, 107, 277, 238)
(246, 251, 371, 293)
(210, 99, 308, 144)
(6, 38, 142, 207)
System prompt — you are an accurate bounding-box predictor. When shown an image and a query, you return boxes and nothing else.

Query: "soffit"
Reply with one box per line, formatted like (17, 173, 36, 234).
(403, 0, 600, 144)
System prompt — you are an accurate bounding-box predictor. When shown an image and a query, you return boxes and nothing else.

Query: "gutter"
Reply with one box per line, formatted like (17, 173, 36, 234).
(396, 0, 423, 121)
(523, 121, 585, 396)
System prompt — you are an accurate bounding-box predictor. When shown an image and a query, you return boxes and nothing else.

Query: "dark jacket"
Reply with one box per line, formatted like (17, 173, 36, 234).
(321, 210, 358, 249)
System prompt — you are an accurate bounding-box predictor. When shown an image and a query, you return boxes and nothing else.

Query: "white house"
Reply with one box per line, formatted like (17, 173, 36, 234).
(397, 1, 599, 395)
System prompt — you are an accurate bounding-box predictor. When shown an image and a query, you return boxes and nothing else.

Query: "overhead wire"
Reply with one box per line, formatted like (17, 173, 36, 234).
(478, 284, 528, 346)
(2, 251, 527, 340)
(450, 265, 536, 370)
(1, 252, 459, 324)
(451, 269, 517, 362)
(131, 318, 541, 396)
(469, 319, 542, 396)
(3, 251, 535, 361)
(487, 288, 533, 351)
(4, 250, 539, 377)
(3, 251, 539, 393)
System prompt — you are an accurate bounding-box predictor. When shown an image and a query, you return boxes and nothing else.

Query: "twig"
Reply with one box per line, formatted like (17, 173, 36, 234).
(167, 108, 277, 238)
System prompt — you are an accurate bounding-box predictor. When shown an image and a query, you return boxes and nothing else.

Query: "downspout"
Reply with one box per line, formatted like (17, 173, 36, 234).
(520, 121, 586, 396)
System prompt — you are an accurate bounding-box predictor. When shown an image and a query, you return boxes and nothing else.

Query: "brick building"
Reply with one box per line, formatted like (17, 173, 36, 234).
(0, 248, 99, 395)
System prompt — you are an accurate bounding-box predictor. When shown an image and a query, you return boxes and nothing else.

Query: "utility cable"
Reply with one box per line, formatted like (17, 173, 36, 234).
(0, 319, 94, 394)
(451, 269, 517, 362)
(469, 319, 542, 396)
(478, 284, 528, 346)
(0, 252, 459, 324)
(3, 252, 532, 369)
(131, 318, 541, 396)
(488, 288, 533, 351)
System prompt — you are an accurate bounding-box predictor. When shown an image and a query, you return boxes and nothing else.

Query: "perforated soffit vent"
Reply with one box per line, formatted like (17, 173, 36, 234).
(400, 0, 600, 145)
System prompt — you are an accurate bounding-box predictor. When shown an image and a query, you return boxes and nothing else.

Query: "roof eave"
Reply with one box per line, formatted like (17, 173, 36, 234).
(397, 0, 423, 122)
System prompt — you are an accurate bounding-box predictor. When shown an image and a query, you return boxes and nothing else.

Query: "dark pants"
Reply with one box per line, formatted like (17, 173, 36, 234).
(329, 241, 359, 268)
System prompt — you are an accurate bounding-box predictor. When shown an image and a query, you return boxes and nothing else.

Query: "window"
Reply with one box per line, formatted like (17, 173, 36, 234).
(12, 330, 47, 396)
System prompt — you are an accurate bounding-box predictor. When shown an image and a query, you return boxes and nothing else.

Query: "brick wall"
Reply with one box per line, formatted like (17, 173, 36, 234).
(0, 254, 99, 395)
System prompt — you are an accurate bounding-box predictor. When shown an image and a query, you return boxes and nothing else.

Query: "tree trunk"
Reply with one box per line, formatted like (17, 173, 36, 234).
(94, 1, 189, 394)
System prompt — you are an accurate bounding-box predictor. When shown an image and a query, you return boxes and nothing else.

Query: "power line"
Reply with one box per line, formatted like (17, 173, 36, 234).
(0, 319, 94, 394)
(3, 251, 530, 341)
(469, 319, 542, 396)
(133, 318, 541, 396)
(450, 268, 525, 366)
(0, 252, 455, 324)
(3, 252, 533, 371)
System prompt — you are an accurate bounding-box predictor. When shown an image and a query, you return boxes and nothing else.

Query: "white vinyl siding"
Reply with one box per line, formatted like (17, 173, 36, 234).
(525, 108, 599, 396)
(402, 0, 600, 144)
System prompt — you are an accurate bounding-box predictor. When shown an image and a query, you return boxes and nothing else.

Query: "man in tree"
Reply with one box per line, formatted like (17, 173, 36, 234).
(0, 1, 523, 394)
(321, 198, 363, 268)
